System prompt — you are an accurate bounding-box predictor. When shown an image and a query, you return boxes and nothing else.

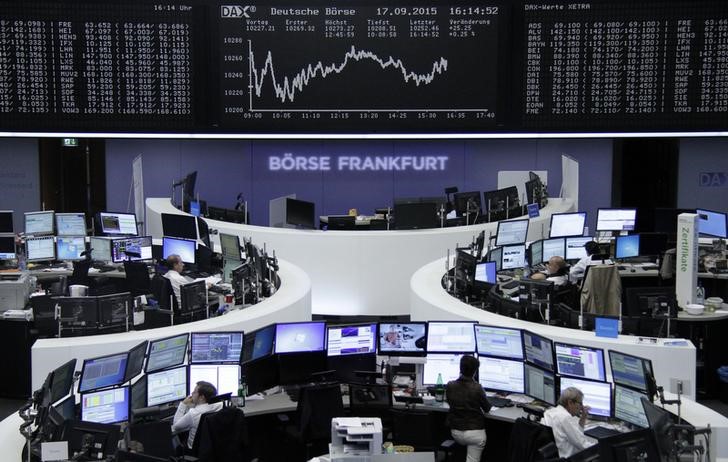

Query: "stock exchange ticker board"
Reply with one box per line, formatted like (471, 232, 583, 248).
(0, 0, 725, 134)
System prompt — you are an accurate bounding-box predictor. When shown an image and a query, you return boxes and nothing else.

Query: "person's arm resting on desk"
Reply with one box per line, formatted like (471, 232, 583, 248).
(542, 387, 595, 458)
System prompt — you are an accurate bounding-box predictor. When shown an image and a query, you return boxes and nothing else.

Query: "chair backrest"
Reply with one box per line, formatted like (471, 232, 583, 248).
(349, 383, 392, 411)
(193, 407, 249, 462)
(123, 261, 151, 296)
(126, 420, 173, 459)
(30, 294, 57, 337)
(580, 264, 621, 316)
(297, 383, 345, 441)
(68, 259, 92, 288)
(507, 417, 556, 462)
(151, 274, 177, 311)
(389, 408, 439, 451)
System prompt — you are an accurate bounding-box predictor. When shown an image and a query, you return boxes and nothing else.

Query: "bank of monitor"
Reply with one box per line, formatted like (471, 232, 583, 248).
(614, 384, 649, 428)
(596, 208, 637, 232)
(0, 210, 13, 233)
(474, 261, 497, 285)
(501, 244, 526, 270)
(479, 356, 525, 394)
(524, 363, 556, 405)
(89, 237, 112, 262)
(25, 211, 55, 236)
(696, 208, 727, 238)
(565, 237, 592, 261)
(111, 236, 153, 263)
(26, 236, 56, 262)
(426, 321, 476, 354)
(0, 235, 16, 260)
(608, 350, 650, 393)
(523, 330, 554, 371)
(189, 364, 240, 396)
(98, 212, 138, 236)
(378, 322, 427, 356)
(79, 352, 129, 393)
(541, 238, 565, 263)
(190, 332, 244, 364)
(615, 234, 640, 259)
(146, 365, 187, 406)
(274, 321, 327, 354)
(124, 341, 148, 383)
(81, 387, 130, 424)
(145, 333, 189, 373)
(162, 237, 196, 264)
(161, 213, 198, 240)
(56, 236, 86, 261)
(422, 353, 463, 385)
(558, 376, 612, 418)
(496, 219, 529, 246)
(56, 213, 87, 236)
(241, 324, 276, 363)
(327, 323, 377, 356)
(549, 212, 586, 238)
(475, 325, 523, 360)
(554, 342, 606, 381)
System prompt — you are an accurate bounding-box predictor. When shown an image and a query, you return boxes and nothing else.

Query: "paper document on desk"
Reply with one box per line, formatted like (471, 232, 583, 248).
(196, 275, 222, 285)
(506, 394, 533, 404)
(335, 417, 362, 427)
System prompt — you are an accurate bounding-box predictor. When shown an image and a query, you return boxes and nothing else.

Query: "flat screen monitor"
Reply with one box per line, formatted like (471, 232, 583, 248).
(189, 364, 240, 396)
(496, 219, 529, 246)
(146, 365, 188, 406)
(111, 236, 153, 263)
(0, 235, 16, 260)
(479, 356, 525, 394)
(190, 332, 244, 363)
(608, 350, 650, 393)
(56, 213, 87, 236)
(558, 376, 612, 418)
(130, 376, 147, 414)
(549, 212, 587, 238)
(554, 342, 606, 382)
(327, 323, 377, 357)
(277, 351, 327, 385)
(56, 236, 86, 261)
(89, 237, 112, 262)
(488, 246, 502, 272)
(53, 395, 77, 422)
(524, 363, 556, 405)
(124, 341, 148, 383)
(97, 293, 131, 328)
(25, 211, 55, 236)
(161, 213, 198, 240)
(474, 262, 497, 284)
(146, 333, 189, 373)
(98, 212, 138, 236)
(501, 244, 526, 270)
(81, 387, 130, 424)
(274, 321, 327, 354)
(50, 359, 77, 404)
(26, 236, 56, 262)
(377, 322, 427, 356)
(241, 324, 276, 364)
(393, 202, 439, 230)
(484, 186, 519, 212)
(614, 384, 649, 428)
(596, 208, 637, 232)
(523, 330, 554, 372)
(56, 296, 98, 326)
(615, 234, 640, 259)
(641, 397, 676, 459)
(79, 352, 129, 393)
(0, 210, 13, 233)
(243, 355, 279, 395)
(426, 321, 476, 353)
(180, 280, 207, 314)
(285, 198, 315, 229)
(162, 237, 196, 264)
(422, 353, 463, 385)
(541, 238, 565, 263)
(453, 191, 482, 217)
(219, 233, 241, 260)
(529, 240, 543, 267)
(565, 237, 592, 261)
(475, 325, 523, 360)
(639, 233, 669, 257)
(696, 208, 727, 238)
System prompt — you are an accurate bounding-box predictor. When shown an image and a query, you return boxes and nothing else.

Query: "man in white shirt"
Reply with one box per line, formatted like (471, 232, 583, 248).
(171, 381, 223, 449)
(542, 387, 596, 458)
(569, 241, 601, 283)
(164, 254, 193, 306)
(531, 256, 569, 286)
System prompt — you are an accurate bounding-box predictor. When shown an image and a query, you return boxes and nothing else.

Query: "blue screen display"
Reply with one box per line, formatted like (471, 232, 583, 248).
(475, 262, 497, 284)
(162, 236, 196, 264)
(79, 353, 129, 392)
(697, 209, 727, 238)
(274, 322, 326, 354)
(56, 236, 86, 260)
(615, 234, 640, 259)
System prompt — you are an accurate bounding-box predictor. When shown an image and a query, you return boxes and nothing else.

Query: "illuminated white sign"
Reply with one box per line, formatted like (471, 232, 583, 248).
(268, 153, 449, 172)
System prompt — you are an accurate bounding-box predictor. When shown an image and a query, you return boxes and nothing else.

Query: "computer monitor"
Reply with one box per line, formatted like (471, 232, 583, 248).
(549, 212, 587, 238)
(524, 363, 556, 405)
(189, 364, 240, 396)
(483, 186, 519, 212)
(56, 296, 98, 329)
(274, 321, 327, 354)
(426, 321, 476, 353)
(525, 178, 542, 205)
(565, 237, 592, 261)
(50, 359, 77, 404)
(0, 210, 13, 233)
(488, 246, 503, 272)
(608, 350, 650, 393)
(180, 280, 207, 315)
(624, 286, 677, 318)
(615, 234, 640, 259)
(377, 322, 427, 356)
(81, 387, 130, 424)
(161, 213, 198, 240)
(277, 350, 328, 385)
(523, 330, 554, 371)
(56, 236, 86, 261)
(89, 237, 112, 262)
(57, 420, 121, 461)
(285, 198, 315, 229)
(474, 262, 497, 285)
(97, 293, 131, 329)
(130, 375, 147, 415)
(453, 191, 482, 217)
(26, 236, 56, 262)
(479, 356, 525, 394)
(696, 208, 727, 238)
(638, 232, 669, 257)
(162, 236, 196, 264)
(554, 342, 606, 381)
(423, 353, 463, 385)
(496, 219, 529, 246)
(501, 244, 526, 270)
(475, 325, 523, 360)
(327, 323, 377, 356)
(454, 250, 477, 288)
(145, 333, 189, 373)
(241, 324, 276, 364)
(596, 208, 637, 232)
(53, 394, 77, 422)
(79, 352, 129, 393)
(124, 341, 148, 383)
(111, 236, 153, 263)
(613, 384, 649, 428)
(56, 213, 87, 236)
(641, 397, 676, 460)
(393, 202, 439, 230)
(541, 238, 565, 263)
(146, 365, 188, 406)
(25, 210, 55, 236)
(558, 376, 612, 418)
(0, 235, 16, 260)
(528, 240, 543, 267)
(97, 212, 138, 236)
(219, 233, 242, 261)
(244, 354, 279, 395)
(190, 332, 244, 363)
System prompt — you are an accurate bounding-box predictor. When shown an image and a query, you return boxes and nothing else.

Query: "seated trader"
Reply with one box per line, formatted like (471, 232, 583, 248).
(446, 355, 492, 462)
(542, 387, 596, 458)
(172, 381, 223, 449)
(164, 254, 194, 305)
(531, 256, 569, 286)
(569, 241, 601, 283)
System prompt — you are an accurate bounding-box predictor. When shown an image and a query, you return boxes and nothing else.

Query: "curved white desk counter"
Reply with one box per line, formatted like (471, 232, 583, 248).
(30, 258, 311, 391)
(146, 197, 575, 316)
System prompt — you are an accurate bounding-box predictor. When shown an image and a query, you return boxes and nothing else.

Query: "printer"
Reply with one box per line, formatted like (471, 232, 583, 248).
(0, 272, 32, 312)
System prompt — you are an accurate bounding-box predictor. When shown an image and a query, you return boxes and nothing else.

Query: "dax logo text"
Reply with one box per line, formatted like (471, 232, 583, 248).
(221, 5, 251, 18)
(699, 172, 727, 187)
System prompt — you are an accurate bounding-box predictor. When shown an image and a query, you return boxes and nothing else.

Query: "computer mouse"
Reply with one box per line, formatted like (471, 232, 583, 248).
(630, 268, 636, 273)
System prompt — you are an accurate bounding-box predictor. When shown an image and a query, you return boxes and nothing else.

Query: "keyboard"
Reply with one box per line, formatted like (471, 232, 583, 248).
(584, 425, 620, 440)
(501, 280, 520, 291)
(208, 285, 229, 295)
(487, 396, 514, 407)
(618, 266, 627, 271)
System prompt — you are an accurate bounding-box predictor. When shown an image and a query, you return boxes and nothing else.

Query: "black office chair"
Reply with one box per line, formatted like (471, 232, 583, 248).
(68, 258, 93, 293)
(190, 407, 251, 462)
(30, 294, 57, 338)
(348, 382, 393, 435)
(389, 408, 440, 451)
(123, 261, 152, 297)
(126, 421, 174, 460)
(506, 417, 558, 462)
(149, 275, 176, 326)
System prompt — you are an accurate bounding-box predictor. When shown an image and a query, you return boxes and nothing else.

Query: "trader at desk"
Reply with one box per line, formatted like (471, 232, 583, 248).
(569, 241, 601, 283)
(542, 387, 596, 459)
(172, 380, 223, 450)
(164, 254, 194, 305)
(531, 256, 570, 286)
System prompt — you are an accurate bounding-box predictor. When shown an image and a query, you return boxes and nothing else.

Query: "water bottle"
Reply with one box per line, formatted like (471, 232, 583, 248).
(435, 373, 445, 403)
(696, 284, 705, 306)
(237, 375, 247, 406)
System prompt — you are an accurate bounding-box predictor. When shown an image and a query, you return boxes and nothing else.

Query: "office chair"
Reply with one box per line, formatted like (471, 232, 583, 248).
(123, 261, 152, 297)
(149, 275, 176, 326)
(126, 421, 174, 460)
(389, 408, 441, 452)
(580, 265, 621, 316)
(68, 258, 93, 293)
(189, 407, 251, 462)
(506, 417, 558, 462)
(30, 294, 57, 338)
(348, 383, 393, 435)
